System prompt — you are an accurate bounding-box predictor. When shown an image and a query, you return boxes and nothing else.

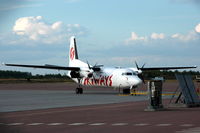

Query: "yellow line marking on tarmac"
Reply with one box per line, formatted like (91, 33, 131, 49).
(118, 91, 179, 96)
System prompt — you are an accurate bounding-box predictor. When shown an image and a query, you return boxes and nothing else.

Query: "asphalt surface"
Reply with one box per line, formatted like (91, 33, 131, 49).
(0, 82, 200, 133)
(0, 90, 148, 112)
(1, 101, 200, 133)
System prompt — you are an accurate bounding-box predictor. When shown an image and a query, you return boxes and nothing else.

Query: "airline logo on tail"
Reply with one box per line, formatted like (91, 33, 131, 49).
(69, 36, 78, 63)
(70, 47, 75, 60)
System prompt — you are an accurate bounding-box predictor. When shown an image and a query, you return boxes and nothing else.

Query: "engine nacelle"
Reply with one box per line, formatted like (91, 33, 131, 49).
(70, 71, 81, 78)
(70, 70, 93, 78)
(79, 70, 93, 78)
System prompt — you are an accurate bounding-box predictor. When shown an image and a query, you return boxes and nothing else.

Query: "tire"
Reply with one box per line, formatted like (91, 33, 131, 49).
(76, 88, 79, 94)
(123, 89, 130, 94)
(79, 88, 83, 94)
(76, 88, 83, 94)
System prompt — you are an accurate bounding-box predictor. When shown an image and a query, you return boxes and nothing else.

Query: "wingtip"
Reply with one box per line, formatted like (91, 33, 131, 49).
(1, 62, 5, 66)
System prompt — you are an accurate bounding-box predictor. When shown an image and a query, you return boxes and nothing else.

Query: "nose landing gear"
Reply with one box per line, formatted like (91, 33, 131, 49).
(76, 87, 83, 94)
(76, 79, 83, 94)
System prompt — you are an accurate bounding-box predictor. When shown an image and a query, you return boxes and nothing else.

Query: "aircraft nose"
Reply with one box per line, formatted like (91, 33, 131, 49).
(128, 76, 142, 86)
(136, 78, 142, 85)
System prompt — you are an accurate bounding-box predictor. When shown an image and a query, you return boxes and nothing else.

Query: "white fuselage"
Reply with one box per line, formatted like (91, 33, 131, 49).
(70, 66, 142, 89)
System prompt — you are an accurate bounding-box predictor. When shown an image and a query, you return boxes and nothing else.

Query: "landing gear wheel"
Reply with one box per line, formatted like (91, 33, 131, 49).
(76, 88, 79, 94)
(76, 88, 83, 94)
(123, 89, 130, 94)
(79, 88, 83, 94)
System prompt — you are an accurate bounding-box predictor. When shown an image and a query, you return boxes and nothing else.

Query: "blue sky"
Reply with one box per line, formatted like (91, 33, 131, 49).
(0, 0, 200, 74)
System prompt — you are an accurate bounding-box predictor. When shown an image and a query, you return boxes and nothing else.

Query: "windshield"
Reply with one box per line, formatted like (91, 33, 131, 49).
(122, 72, 136, 76)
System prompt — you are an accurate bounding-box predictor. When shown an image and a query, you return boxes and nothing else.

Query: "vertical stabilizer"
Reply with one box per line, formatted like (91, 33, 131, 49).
(69, 36, 79, 66)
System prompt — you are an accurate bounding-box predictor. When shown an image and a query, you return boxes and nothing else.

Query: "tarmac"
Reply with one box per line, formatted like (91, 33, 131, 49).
(0, 82, 200, 133)
(0, 90, 148, 112)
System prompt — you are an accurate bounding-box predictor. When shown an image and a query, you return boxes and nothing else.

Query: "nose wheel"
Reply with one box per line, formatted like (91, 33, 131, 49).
(76, 87, 83, 94)
(76, 79, 83, 94)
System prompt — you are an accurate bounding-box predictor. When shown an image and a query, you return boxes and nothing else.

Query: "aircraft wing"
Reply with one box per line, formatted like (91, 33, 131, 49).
(140, 66, 197, 71)
(4, 63, 80, 71)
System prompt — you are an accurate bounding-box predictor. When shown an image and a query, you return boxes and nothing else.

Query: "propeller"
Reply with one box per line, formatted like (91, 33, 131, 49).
(86, 61, 103, 78)
(87, 61, 103, 71)
(86, 61, 93, 78)
(135, 61, 146, 84)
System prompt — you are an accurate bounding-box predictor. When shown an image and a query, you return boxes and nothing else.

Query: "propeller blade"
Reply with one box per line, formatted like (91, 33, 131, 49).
(141, 63, 146, 68)
(93, 62, 103, 68)
(135, 61, 145, 84)
(94, 62, 98, 67)
(86, 61, 102, 71)
(94, 65, 104, 68)
(87, 61, 91, 69)
(135, 61, 139, 69)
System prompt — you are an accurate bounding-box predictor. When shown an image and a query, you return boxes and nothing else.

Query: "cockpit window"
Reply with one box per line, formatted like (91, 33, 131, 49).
(126, 72, 132, 75)
(122, 72, 135, 76)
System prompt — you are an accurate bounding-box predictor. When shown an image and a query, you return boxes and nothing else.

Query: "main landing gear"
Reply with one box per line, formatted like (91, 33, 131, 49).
(76, 79, 83, 94)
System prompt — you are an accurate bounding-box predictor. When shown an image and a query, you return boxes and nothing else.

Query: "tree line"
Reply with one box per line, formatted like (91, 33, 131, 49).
(0, 70, 70, 80)
(0, 70, 199, 80)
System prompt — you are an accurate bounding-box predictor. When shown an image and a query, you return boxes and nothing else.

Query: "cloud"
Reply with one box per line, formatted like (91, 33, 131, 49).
(101, 22, 200, 68)
(126, 23, 200, 45)
(151, 33, 165, 40)
(126, 32, 166, 44)
(171, 24, 200, 41)
(129, 32, 147, 41)
(195, 23, 200, 33)
(11, 16, 87, 44)
(171, 31, 199, 41)
(125, 32, 147, 44)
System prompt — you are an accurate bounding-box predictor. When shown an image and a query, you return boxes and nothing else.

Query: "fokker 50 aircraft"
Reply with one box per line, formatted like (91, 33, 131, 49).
(4, 36, 196, 94)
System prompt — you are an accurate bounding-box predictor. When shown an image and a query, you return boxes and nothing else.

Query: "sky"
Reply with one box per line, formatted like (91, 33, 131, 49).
(0, 0, 200, 75)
